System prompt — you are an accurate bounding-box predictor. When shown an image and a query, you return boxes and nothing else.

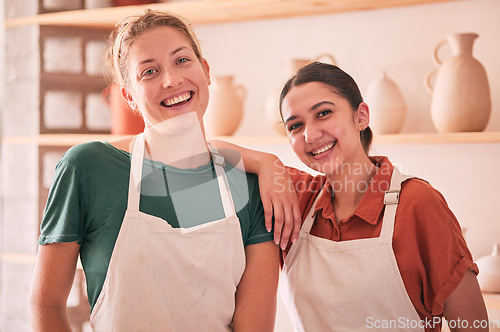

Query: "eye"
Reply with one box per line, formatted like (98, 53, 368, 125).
(177, 57, 191, 64)
(141, 68, 158, 78)
(317, 109, 332, 118)
(287, 122, 303, 133)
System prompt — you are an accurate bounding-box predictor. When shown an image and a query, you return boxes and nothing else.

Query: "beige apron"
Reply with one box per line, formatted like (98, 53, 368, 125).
(90, 134, 246, 331)
(280, 167, 424, 331)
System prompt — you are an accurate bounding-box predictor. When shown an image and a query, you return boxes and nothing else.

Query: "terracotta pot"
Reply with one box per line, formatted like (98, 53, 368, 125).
(476, 243, 500, 293)
(204, 75, 246, 136)
(426, 32, 491, 132)
(265, 53, 336, 135)
(364, 71, 406, 134)
(102, 83, 145, 135)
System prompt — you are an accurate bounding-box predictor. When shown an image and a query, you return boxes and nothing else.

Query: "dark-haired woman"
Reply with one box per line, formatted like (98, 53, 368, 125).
(217, 62, 488, 331)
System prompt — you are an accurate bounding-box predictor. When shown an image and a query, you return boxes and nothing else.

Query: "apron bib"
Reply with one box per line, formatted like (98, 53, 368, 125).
(90, 134, 246, 331)
(280, 167, 424, 332)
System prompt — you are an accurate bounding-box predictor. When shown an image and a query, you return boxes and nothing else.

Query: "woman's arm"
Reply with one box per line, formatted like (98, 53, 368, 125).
(443, 270, 488, 331)
(29, 242, 81, 332)
(210, 140, 301, 249)
(233, 241, 280, 331)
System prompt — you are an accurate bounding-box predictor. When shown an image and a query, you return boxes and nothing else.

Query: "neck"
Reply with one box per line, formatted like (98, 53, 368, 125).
(327, 156, 378, 221)
(143, 113, 210, 169)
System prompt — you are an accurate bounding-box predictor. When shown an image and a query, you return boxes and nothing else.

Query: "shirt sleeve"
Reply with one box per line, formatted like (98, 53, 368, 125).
(243, 173, 273, 246)
(39, 158, 86, 246)
(396, 179, 478, 316)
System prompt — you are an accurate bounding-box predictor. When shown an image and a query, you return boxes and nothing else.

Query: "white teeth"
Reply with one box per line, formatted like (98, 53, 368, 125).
(164, 92, 191, 106)
(311, 142, 335, 155)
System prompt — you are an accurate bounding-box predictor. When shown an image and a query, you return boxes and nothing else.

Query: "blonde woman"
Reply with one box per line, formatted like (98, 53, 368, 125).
(29, 10, 300, 331)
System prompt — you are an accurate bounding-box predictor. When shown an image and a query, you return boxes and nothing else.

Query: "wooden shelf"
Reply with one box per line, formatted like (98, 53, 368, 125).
(5, 0, 458, 28)
(2, 132, 500, 147)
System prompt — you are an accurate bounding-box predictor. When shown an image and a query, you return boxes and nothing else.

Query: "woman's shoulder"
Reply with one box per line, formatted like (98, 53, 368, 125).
(400, 177, 447, 205)
(398, 177, 460, 232)
(60, 141, 127, 170)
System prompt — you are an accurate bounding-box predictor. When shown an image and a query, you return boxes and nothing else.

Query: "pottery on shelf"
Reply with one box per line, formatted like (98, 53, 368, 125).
(364, 71, 406, 135)
(204, 75, 246, 136)
(425, 32, 491, 133)
(475, 243, 500, 293)
(102, 83, 145, 135)
(265, 53, 337, 135)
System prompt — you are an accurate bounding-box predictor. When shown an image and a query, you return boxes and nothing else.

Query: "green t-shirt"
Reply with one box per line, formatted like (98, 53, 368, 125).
(39, 141, 272, 311)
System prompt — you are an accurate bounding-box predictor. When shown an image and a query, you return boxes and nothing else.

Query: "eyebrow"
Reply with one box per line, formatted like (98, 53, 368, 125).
(137, 47, 189, 66)
(283, 101, 335, 125)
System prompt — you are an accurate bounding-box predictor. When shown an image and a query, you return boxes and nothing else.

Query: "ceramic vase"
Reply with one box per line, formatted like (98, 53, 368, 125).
(265, 53, 337, 135)
(475, 243, 500, 293)
(364, 71, 406, 134)
(102, 83, 145, 135)
(204, 75, 246, 136)
(426, 32, 491, 132)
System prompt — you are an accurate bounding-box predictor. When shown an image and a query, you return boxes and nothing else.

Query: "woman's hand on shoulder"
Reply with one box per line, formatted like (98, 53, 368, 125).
(257, 155, 301, 249)
(208, 140, 302, 249)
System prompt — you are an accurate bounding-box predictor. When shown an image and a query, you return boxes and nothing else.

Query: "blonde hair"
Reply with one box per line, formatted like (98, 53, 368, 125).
(107, 10, 202, 87)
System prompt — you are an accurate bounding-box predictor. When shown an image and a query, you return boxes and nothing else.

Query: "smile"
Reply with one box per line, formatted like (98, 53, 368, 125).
(310, 141, 336, 156)
(162, 92, 192, 107)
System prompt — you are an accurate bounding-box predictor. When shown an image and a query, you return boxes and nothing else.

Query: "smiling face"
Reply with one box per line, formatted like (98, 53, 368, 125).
(121, 26, 211, 130)
(281, 81, 370, 175)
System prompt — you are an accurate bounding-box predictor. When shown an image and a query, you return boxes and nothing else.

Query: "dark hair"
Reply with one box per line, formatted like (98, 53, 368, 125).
(279, 62, 373, 154)
(107, 10, 202, 87)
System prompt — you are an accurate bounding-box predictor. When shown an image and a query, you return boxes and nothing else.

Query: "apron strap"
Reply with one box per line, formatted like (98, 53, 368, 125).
(208, 144, 237, 219)
(379, 167, 415, 238)
(300, 187, 324, 233)
(127, 133, 145, 212)
(301, 167, 417, 238)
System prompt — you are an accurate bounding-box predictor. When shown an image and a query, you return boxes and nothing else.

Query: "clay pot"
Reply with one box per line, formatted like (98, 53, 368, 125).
(265, 53, 337, 135)
(204, 75, 246, 136)
(426, 32, 491, 132)
(364, 71, 406, 134)
(476, 243, 500, 293)
(102, 83, 145, 135)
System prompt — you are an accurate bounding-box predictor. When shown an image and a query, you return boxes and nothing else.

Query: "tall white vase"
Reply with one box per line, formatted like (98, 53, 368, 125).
(426, 32, 491, 132)
(364, 71, 406, 134)
(204, 75, 246, 136)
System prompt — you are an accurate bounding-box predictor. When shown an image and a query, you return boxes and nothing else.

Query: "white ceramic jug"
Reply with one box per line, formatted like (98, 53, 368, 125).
(205, 75, 246, 136)
(265, 53, 337, 135)
(426, 32, 491, 132)
(475, 243, 500, 293)
(364, 71, 406, 134)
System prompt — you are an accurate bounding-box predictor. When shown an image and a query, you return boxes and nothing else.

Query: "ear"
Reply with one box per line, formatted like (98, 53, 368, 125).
(201, 58, 211, 86)
(121, 86, 138, 111)
(355, 102, 370, 130)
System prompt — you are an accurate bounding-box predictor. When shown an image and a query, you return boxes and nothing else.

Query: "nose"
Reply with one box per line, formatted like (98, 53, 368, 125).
(161, 68, 183, 89)
(303, 123, 323, 144)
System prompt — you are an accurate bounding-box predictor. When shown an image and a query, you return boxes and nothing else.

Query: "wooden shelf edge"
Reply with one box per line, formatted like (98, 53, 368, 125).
(1, 131, 500, 147)
(5, 0, 458, 29)
(372, 132, 500, 144)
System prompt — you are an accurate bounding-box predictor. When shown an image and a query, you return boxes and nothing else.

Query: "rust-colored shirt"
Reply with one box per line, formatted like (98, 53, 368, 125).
(283, 156, 478, 331)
